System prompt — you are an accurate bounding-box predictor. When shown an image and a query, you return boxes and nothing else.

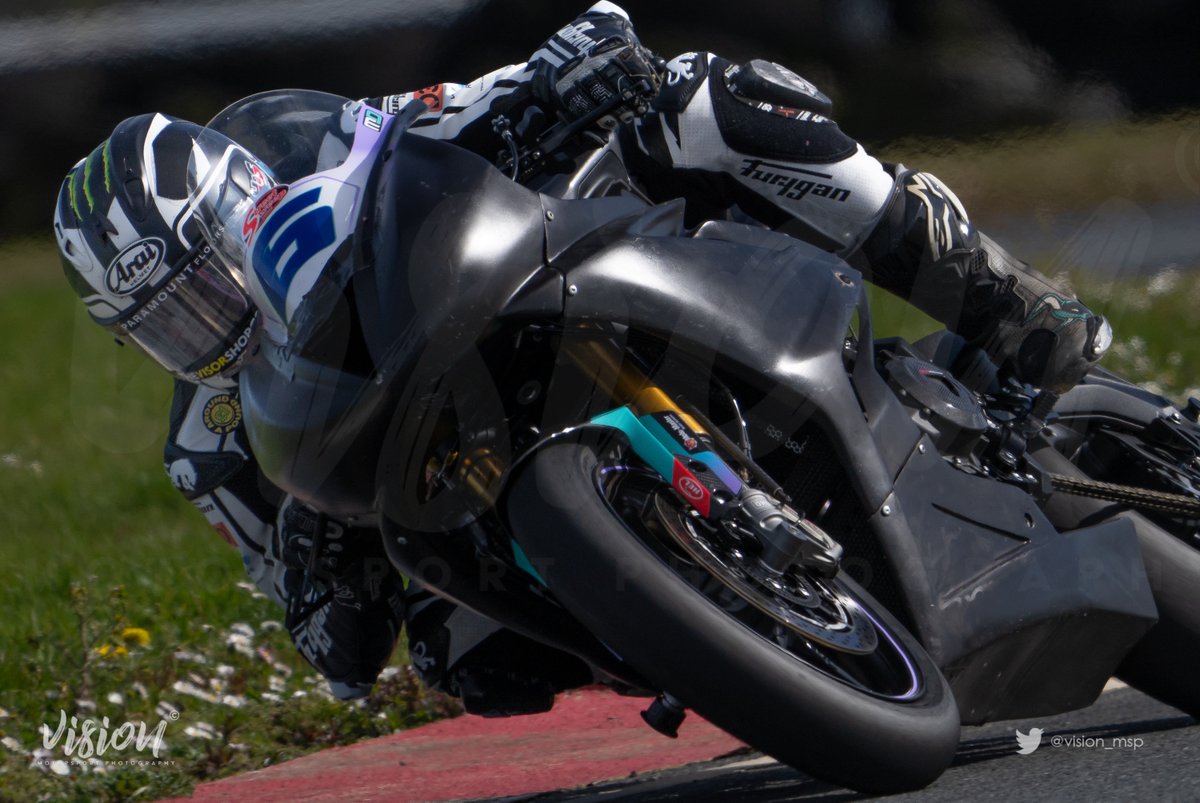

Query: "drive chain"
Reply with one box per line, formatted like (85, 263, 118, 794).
(1048, 473, 1200, 518)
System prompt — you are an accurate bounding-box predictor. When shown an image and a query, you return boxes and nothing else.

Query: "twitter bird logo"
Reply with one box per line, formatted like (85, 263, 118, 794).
(1015, 727, 1044, 754)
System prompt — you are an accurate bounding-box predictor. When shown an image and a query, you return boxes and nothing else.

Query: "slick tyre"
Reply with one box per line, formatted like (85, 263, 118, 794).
(507, 440, 960, 794)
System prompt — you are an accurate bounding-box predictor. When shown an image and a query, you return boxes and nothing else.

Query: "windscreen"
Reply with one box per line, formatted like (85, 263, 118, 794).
(206, 89, 357, 182)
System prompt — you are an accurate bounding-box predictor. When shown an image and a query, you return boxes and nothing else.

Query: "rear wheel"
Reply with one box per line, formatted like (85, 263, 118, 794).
(1035, 441, 1200, 717)
(506, 438, 960, 794)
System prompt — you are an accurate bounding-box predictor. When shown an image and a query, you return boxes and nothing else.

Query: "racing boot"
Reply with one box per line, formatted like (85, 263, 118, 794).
(277, 501, 406, 700)
(859, 170, 1112, 394)
(950, 233, 1113, 394)
(287, 576, 406, 700)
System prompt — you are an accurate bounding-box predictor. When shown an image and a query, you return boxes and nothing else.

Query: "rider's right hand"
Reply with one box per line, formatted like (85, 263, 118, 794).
(530, 2, 662, 130)
(277, 500, 375, 586)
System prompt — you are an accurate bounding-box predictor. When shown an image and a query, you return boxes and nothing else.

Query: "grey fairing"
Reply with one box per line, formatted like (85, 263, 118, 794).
(555, 216, 919, 516)
(237, 123, 653, 524)
(1055, 366, 1177, 427)
(553, 218, 1155, 720)
(875, 437, 1155, 723)
(235, 115, 1157, 724)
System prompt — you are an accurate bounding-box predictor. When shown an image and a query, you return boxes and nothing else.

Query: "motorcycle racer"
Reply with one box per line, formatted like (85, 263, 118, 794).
(51, 108, 592, 709)
(373, 0, 1111, 396)
(52, 1, 1111, 711)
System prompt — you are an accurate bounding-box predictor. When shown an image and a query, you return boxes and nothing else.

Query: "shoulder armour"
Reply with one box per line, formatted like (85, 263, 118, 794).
(726, 59, 833, 117)
(709, 56, 857, 164)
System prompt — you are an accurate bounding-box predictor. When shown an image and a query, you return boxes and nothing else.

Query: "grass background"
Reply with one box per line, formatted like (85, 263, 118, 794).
(0, 239, 248, 689)
(0, 242, 456, 802)
(3, 112, 1200, 799)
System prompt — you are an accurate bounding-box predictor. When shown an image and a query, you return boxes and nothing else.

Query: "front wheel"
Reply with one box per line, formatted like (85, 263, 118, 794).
(506, 438, 959, 794)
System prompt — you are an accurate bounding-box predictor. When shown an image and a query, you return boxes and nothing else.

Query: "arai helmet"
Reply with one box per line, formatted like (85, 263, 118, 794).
(53, 113, 274, 387)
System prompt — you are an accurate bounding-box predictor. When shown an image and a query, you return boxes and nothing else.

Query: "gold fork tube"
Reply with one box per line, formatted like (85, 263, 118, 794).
(455, 334, 707, 508)
(560, 336, 706, 435)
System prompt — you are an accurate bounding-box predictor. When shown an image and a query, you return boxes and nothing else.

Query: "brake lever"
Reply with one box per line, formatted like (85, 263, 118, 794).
(495, 76, 656, 182)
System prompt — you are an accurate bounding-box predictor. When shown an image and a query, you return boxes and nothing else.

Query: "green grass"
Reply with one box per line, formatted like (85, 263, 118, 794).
(0, 242, 457, 802)
(0, 247, 234, 683)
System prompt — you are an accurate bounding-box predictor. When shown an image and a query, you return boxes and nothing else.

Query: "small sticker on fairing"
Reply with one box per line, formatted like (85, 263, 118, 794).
(363, 109, 385, 132)
(242, 185, 289, 244)
(670, 459, 711, 517)
(653, 411, 702, 452)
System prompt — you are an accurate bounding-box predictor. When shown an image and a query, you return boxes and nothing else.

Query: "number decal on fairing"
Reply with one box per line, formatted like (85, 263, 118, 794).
(251, 187, 337, 320)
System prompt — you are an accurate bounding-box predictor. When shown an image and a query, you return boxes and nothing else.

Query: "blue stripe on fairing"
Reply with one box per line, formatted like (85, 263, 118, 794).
(590, 407, 743, 495)
(511, 540, 547, 585)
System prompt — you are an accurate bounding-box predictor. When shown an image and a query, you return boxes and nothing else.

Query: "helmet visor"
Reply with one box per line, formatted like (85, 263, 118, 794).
(109, 244, 257, 383)
(186, 127, 277, 294)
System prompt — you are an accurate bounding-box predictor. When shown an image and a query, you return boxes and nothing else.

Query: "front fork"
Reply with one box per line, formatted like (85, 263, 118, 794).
(563, 338, 843, 577)
(448, 334, 843, 577)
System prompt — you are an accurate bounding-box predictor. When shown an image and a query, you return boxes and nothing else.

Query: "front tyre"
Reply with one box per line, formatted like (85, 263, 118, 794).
(506, 439, 959, 794)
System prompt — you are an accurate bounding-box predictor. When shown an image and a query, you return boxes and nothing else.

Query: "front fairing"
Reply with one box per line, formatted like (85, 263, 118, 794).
(203, 95, 393, 343)
(236, 101, 552, 519)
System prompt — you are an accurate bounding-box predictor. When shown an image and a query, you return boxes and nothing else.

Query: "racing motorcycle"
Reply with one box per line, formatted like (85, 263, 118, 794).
(195, 88, 1200, 794)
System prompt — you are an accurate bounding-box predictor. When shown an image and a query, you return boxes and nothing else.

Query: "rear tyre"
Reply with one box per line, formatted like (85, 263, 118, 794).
(507, 439, 960, 794)
(1034, 443, 1200, 717)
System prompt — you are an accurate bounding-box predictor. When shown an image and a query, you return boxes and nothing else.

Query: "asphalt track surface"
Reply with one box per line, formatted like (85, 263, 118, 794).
(189, 681, 1198, 801)
(488, 684, 1199, 802)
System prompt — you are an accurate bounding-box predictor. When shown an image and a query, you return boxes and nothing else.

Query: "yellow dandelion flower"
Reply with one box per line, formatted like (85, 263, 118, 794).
(96, 644, 112, 657)
(114, 645, 129, 658)
(121, 627, 151, 647)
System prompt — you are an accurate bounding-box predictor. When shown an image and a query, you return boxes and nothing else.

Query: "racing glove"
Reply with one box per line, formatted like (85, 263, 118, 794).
(277, 499, 389, 591)
(530, 2, 662, 130)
